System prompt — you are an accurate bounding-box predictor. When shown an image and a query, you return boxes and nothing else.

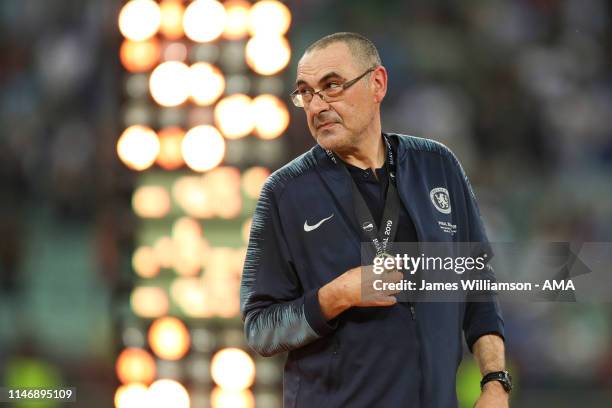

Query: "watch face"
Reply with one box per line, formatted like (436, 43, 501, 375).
(503, 371, 513, 391)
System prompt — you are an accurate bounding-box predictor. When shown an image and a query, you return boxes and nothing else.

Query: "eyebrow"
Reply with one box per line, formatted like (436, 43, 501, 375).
(295, 71, 344, 87)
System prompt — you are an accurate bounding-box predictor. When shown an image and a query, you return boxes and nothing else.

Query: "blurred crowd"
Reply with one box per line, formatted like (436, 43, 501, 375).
(1, 0, 611, 406)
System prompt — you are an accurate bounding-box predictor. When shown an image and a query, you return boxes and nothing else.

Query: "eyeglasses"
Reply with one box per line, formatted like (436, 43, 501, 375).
(290, 67, 377, 108)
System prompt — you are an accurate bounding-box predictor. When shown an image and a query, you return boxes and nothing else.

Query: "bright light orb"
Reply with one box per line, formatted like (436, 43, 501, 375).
(115, 383, 149, 408)
(149, 61, 190, 107)
(190, 62, 225, 106)
(172, 216, 202, 243)
(241, 166, 270, 198)
(148, 316, 191, 360)
(210, 388, 254, 408)
(214, 94, 254, 139)
(116, 348, 157, 385)
(154, 236, 174, 268)
(159, 0, 185, 40)
(132, 246, 160, 278)
(172, 176, 213, 218)
(182, 125, 226, 172)
(171, 277, 208, 317)
(223, 0, 251, 40)
(245, 36, 291, 76)
(210, 348, 255, 391)
(248, 0, 291, 37)
(148, 379, 190, 408)
(157, 127, 185, 170)
(119, 0, 161, 41)
(131, 286, 169, 318)
(183, 0, 226, 43)
(120, 39, 160, 73)
(132, 185, 171, 218)
(117, 125, 160, 171)
(251, 94, 289, 139)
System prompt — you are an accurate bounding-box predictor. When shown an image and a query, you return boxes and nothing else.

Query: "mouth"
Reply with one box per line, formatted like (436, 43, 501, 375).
(317, 122, 338, 130)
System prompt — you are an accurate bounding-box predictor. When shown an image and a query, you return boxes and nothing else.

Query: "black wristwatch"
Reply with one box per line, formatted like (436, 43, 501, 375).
(480, 370, 512, 393)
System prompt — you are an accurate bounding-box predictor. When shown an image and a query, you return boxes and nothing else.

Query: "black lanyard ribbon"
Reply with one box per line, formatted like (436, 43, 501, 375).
(326, 136, 401, 259)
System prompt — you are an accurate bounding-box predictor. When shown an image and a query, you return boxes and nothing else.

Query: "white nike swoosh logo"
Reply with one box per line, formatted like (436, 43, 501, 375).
(304, 214, 334, 232)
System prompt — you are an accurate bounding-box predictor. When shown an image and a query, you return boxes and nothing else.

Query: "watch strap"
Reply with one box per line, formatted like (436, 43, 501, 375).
(480, 370, 512, 393)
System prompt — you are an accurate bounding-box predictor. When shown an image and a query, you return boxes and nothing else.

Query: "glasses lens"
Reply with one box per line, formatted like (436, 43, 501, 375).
(324, 87, 343, 98)
(291, 93, 304, 107)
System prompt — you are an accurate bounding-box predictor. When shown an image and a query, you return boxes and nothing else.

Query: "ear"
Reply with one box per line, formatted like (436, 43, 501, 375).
(371, 66, 388, 103)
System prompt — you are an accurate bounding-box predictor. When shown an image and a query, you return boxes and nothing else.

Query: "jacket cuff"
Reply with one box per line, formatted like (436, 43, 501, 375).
(466, 318, 505, 352)
(303, 288, 337, 337)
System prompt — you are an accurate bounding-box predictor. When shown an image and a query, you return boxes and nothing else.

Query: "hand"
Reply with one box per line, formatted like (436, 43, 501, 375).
(355, 264, 404, 307)
(474, 381, 509, 408)
(318, 264, 404, 320)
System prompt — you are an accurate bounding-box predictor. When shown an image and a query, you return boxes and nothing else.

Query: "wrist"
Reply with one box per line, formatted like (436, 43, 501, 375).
(480, 370, 512, 395)
(482, 380, 508, 396)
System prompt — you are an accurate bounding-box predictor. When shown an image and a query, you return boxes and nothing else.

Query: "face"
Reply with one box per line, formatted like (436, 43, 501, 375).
(295, 42, 387, 152)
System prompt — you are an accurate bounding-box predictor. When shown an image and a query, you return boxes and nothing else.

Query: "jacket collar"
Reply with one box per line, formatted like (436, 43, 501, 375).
(312, 143, 361, 238)
(311, 133, 423, 243)
(311, 133, 401, 236)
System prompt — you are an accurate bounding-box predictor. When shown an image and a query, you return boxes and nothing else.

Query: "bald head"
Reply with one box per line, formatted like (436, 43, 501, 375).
(302, 32, 381, 71)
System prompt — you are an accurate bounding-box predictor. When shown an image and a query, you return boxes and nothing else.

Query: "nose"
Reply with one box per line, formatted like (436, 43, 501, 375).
(307, 92, 330, 115)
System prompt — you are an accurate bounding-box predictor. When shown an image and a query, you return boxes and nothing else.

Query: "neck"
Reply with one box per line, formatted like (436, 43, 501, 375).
(335, 133, 386, 171)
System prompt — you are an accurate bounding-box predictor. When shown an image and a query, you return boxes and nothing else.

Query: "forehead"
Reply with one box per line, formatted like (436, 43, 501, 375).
(296, 42, 358, 84)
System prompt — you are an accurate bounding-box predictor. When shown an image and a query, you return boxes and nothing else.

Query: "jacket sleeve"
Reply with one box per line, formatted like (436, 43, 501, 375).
(449, 154, 505, 352)
(240, 179, 336, 357)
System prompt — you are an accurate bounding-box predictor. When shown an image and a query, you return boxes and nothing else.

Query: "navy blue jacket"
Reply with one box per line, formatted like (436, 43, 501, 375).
(241, 134, 504, 407)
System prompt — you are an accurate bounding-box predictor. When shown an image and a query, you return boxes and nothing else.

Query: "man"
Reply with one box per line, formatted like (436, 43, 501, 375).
(241, 32, 510, 407)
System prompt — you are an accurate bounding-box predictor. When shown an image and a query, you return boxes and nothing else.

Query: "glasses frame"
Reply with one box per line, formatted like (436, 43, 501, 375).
(290, 66, 377, 108)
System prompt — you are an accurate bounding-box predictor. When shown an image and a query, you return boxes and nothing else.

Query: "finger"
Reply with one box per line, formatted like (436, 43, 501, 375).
(365, 295, 397, 306)
(385, 271, 404, 282)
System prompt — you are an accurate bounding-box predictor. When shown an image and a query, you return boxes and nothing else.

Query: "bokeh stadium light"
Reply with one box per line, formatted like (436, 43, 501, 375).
(183, 0, 226, 43)
(248, 0, 291, 36)
(211, 387, 255, 408)
(149, 61, 191, 106)
(132, 185, 171, 218)
(156, 127, 185, 169)
(252, 94, 289, 139)
(223, 0, 251, 40)
(241, 166, 270, 198)
(132, 246, 160, 278)
(116, 348, 157, 385)
(148, 316, 191, 360)
(245, 35, 291, 75)
(114, 383, 150, 408)
(182, 125, 226, 171)
(153, 236, 174, 269)
(117, 125, 160, 171)
(148, 379, 190, 408)
(159, 0, 184, 39)
(131, 286, 170, 318)
(120, 38, 161, 72)
(211, 348, 255, 391)
(214, 94, 254, 139)
(190, 62, 225, 105)
(119, 0, 161, 41)
(116, 1, 292, 405)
